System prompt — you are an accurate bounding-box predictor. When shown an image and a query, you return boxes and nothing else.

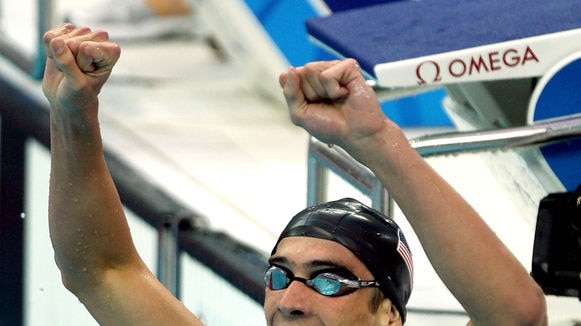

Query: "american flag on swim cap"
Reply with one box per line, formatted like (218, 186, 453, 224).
(397, 229, 414, 289)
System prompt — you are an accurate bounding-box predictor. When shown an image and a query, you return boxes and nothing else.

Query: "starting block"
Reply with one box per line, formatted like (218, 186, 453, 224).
(304, 0, 581, 210)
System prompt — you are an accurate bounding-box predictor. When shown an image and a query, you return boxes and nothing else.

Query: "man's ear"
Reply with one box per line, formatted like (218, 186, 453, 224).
(378, 298, 402, 326)
(387, 301, 402, 326)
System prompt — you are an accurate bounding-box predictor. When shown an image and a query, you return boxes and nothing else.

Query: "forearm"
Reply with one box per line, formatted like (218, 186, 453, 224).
(352, 120, 546, 325)
(49, 103, 140, 288)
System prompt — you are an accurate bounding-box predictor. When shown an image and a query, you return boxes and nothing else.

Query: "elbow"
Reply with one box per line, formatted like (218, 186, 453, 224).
(59, 265, 106, 299)
(54, 254, 103, 297)
(55, 259, 85, 296)
(60, 272, 81, 294)
(473, 283, 548, 326)
(54, 253, 76, 293)
(524, 289, 548, 326)
(509, 284, 548, 326)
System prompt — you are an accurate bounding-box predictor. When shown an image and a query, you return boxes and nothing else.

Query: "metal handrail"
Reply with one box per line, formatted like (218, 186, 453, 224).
(411, 115, 581, 156)
(307, 139, 392, 215)
(307, 114, 581, 216)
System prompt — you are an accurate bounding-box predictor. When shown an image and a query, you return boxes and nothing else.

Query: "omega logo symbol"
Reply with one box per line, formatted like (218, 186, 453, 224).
(416, 60, 442, 85)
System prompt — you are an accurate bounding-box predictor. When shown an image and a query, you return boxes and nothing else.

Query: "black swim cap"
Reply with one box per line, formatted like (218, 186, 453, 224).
(271, 198, 413, 322)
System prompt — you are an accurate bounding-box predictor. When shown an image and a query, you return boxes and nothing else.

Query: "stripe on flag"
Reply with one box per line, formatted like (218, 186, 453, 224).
(397, 229, 414, 289)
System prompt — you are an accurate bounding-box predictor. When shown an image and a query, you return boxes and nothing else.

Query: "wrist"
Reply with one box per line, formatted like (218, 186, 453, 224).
(49, 99, 100, 139)
(347, 118, 404, 160)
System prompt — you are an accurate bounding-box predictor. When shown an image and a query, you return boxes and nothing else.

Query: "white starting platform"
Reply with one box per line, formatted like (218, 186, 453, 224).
(305, 0, 581, 209)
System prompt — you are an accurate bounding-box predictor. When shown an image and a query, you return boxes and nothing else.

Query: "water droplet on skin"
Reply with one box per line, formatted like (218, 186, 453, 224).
(353, 84, 371, 98)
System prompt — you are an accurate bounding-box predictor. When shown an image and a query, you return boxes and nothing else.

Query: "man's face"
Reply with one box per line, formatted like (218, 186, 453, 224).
(264, 236, 399, 326)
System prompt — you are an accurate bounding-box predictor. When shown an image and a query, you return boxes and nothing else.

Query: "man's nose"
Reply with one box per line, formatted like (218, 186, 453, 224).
(276, 279, 314, 318)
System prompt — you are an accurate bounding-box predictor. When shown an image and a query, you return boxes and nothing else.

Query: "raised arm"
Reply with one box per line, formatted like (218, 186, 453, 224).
(279, 59, 547, 326)
(42, 24, 201, 325)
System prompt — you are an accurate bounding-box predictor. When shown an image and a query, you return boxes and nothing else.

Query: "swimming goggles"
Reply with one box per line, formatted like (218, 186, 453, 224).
(264, 265, 380, 297)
